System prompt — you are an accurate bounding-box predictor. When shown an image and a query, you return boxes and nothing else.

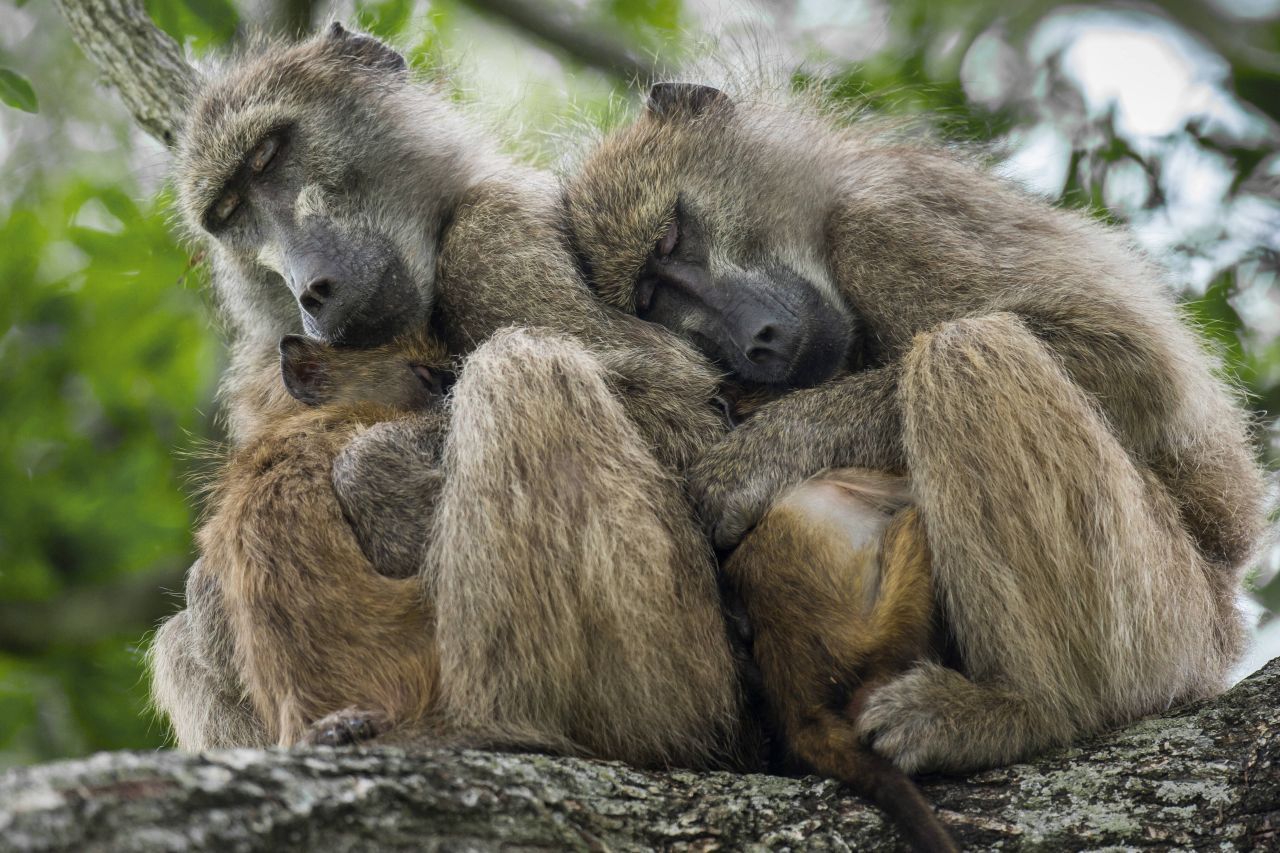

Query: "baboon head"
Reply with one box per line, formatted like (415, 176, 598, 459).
(279, 332, 453, 410)
(566, 83, 856, 389)
(176, 24, 490, 347)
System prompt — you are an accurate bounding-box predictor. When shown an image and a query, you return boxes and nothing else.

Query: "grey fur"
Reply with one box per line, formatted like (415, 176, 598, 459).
(564, 80, 1269, 773)
(150, 28, 749, 768)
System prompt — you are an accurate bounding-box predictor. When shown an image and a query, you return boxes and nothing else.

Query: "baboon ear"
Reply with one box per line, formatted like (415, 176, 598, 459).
(280, 335, 331, 406)
(326, 21, 408, 74)
(646, 83, 732, 121)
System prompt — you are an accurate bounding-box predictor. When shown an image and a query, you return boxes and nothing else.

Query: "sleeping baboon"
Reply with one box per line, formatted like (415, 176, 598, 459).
(564, 81, 1269, 773)
(151, 26, 749, 769)
(727, 469, 956, 852)
(200, 332, 450, 747)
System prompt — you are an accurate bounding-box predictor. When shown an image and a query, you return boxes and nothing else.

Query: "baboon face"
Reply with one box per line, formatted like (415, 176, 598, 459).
(566, 83, 855, 389)
(176, 24, 431, 347)
(279, 333, 453, 410)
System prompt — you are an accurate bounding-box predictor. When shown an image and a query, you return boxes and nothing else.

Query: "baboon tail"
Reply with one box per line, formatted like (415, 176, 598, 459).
(852, 749, 958, 853)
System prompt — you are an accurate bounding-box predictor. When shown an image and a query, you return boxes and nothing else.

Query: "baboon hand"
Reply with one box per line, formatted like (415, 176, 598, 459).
(689, 427, 799, 551)
(302, 707, 393, 747)
(857, 663, 973, 775)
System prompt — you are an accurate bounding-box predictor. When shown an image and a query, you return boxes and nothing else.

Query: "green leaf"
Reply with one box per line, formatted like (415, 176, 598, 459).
(356, 0, 414, 39)
(181, 0, 239, 42)
(0, 68, 38, 114)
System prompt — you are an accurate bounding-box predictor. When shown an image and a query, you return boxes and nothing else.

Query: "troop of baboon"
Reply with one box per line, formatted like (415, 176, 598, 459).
(146, 21, 1266, 850)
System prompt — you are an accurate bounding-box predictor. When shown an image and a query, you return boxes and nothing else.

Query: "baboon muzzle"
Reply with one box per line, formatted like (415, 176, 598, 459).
(283, 222, 424, 348)
(646, 263, 854, 388)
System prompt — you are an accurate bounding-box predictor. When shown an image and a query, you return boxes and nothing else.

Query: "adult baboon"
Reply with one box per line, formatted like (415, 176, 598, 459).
(151, 27, 748, 769)
(563, 80, 1268, 773)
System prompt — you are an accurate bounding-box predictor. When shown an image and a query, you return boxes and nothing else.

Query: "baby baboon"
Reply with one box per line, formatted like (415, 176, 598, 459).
(727, 469, 955, 853)
(564, 81, 1269, 773)
(153, 27, 747, 768)
(199, 332, 450, 747)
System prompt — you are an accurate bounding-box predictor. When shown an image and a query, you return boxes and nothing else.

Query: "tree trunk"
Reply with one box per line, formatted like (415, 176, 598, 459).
(2, 657, 1276, 851)
(54, 0, 194, 147)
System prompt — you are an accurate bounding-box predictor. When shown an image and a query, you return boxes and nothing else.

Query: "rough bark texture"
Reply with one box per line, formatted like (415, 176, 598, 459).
(1, 658, 1276, 852)
(55, 0, 195, 147)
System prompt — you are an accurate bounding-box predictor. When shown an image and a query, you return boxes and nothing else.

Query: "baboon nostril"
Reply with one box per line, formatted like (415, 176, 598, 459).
(300, 279, 333, 316)
(747, 347, 770, 364)
(756, 325, 776, 343)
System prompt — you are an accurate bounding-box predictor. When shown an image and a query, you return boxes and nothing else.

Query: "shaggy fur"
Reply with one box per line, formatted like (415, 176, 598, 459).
(424, 328, 742, 765)
(150, 27, 749, 768)
(563, 81, 1269, 773)
(727, 470, 955, 852)
(199, 334, 448, 746)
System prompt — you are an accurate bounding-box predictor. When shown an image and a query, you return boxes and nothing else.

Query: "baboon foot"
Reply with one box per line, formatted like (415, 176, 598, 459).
(302, 707, 393, 747)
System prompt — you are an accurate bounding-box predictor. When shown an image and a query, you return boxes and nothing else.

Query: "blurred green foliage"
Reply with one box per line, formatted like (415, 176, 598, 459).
(0, 0, 1277, 766)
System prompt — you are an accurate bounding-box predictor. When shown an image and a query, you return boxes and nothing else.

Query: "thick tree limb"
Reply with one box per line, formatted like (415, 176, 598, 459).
(54, 0, 195, 147)
(2, 658, 1276, 851)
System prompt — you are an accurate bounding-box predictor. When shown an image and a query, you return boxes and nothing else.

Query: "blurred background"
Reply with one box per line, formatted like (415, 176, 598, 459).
(1, 0, 1277, 767)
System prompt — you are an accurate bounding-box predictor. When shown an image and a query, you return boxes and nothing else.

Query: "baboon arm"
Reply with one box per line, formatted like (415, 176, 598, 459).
(689, 364, 903, 549)
(436, 177, 727, 474)
(331, 411, 450, 579)
(860, 313, 1231, 774)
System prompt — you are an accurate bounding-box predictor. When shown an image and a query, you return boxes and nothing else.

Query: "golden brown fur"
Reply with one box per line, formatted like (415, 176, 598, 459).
(727, 470, 955, 852)
(198, 334, 448, 746)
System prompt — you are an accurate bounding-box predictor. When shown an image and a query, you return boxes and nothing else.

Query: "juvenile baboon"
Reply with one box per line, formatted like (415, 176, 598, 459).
(564, 81, 1269, 773)
(151, 27, 748, 768)
(727, 469, 956, 852)
(199, 332, 451, 747)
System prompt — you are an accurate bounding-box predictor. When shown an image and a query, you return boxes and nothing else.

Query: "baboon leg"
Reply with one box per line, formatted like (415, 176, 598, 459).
(859, 312, 1222, 774)
(726, 472, 934, 779)
(426, 327, 741, 768)
(148, 564, 268, 750)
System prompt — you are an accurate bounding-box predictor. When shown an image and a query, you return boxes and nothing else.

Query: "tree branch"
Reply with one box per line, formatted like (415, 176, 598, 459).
(3, 658, 1277, 851)
(462, 0, 659, 83)
(54, 0, 196, 147)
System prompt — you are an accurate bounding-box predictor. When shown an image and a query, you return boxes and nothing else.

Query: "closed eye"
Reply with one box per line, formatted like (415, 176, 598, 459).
(250, 135, 281, 174)
(655, 218, 679, 259)
(211, 189, 241, 226)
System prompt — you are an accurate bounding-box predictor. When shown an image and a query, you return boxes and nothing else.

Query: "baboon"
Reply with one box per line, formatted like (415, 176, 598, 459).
(151, 26, 748, 769)
(564, 81, 1269, 773)
(199, 332, 451, 747)
(727, 469, 956, 852)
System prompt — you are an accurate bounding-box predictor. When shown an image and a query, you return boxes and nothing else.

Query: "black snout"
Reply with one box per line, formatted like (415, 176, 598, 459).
(640, 257, 855, 389)
(282, 222, 424, 348)
(725, 268, 858, 388)
(298, 277, 332, 317)
(739, 314, 801, 377)
(716, 284, 821, 386)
